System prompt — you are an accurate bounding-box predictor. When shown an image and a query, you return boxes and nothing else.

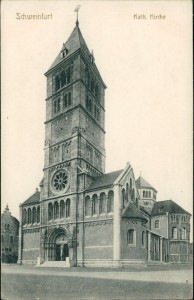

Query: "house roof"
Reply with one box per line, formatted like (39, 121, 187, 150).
(22, 190, 40, 206)
(136, 176, 156, 191)
(87, 169, 123, 191)
(122, 202, 147, 222)
(151, 200, 191, 216)
(45, 23, 106, 86)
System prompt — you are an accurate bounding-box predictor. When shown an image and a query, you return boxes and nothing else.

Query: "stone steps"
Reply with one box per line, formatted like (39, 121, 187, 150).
(37, 260, 70, 268)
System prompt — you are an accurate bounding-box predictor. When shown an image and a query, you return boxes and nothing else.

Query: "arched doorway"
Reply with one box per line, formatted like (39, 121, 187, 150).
(46, 228, 69, 262)
(55, 234, 69, 261)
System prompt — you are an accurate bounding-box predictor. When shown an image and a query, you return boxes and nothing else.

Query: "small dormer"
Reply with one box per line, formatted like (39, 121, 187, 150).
(60, 45, 68, 59)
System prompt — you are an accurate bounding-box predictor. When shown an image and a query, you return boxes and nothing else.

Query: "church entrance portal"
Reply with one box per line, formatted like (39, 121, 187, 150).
(46, 229, 69, 262)
(55, 241, 69, 261)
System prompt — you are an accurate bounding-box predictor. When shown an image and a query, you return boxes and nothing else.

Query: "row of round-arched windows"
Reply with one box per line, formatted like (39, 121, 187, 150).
(85, 191, 114, 216)
(48, 199, 70, 221)
(127, 230, 145, 247)
(23, 206, 40, 225)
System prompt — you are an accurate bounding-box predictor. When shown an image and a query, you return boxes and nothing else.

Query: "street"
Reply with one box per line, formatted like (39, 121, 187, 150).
(1, 264, 193, 300)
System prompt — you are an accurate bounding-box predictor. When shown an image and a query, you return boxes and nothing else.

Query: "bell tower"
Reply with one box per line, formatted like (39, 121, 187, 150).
(41, 20, 106, 204)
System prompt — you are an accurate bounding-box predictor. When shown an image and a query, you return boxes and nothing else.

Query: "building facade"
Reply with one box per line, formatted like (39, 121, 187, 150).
(18, 20, 191, 267)
(1, 205, 19, 263)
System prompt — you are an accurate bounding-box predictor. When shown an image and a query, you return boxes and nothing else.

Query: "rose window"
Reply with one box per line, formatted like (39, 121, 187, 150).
(52, 170, 68, 192)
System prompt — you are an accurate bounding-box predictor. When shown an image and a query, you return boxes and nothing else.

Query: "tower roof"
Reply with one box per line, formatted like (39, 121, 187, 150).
(151, 200, 191, 216)
(136, 176, 157, 192)
(45, 23, 106, 87)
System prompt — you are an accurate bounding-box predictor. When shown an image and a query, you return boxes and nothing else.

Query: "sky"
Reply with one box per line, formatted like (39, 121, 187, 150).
(1, 1, 192, 237)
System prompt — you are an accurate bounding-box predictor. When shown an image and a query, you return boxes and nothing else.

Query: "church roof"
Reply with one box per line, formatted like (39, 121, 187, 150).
(136, 176, 156, 192)
(122, 202, 147, 222)
(22, 190, 40, 206)
(87, 169, 123, 191)
(151, 200, 191, 216)
(45, 23, 106, 87)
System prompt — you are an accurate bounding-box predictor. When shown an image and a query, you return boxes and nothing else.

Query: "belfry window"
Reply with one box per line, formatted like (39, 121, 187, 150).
(63, 92, 72, 108)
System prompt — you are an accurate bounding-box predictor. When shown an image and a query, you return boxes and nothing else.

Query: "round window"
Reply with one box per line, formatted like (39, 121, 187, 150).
(51, 169, 69, 194)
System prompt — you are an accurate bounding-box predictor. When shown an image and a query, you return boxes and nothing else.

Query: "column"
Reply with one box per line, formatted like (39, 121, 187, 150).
(147, 231, 151, 262)
(160, 238, 163, 262)
(17, 204, 23, 264)
(113, 184, 121, 266)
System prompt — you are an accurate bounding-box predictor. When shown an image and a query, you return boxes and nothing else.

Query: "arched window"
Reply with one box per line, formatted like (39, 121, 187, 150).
(66, 67, 71, 84)
(172, 227, 177, 239)
(61, 71, 66, 87)
(108, 190, 114, 213)
(53, 100, 57, 114)
(91, 78, 95, 93)
(127, 229, 136, 246)
(68, 92, 71, 106)
(48, 203, 53, 221)
(60, 200, 65, 218)
(143, 190, 145, 197)
(57, 98, 60, 112)
(131, 188, 135, 202)
(55, 75, 60, 91)
(37, 206, 40, 223)
(32, 207, 36, 224)
(126, 183, 129, 202)
(142, 231, 145, 247)
(23, 209, 27, 225)
(85, 196, 91, 216)
(155, 220, 159, 229)
(95, 83, 99, 98)
(149, 191, 151, 198)
(99, 193, 106, 214)
(92, 194, 98, 215)
(66, 199, 70, 218)
(54, 202, 59, 219)
(129, 178, 132, 199)
(28, 208, 32, 224)
(122, 188, 125, 208)
(181, 227, 186, 239)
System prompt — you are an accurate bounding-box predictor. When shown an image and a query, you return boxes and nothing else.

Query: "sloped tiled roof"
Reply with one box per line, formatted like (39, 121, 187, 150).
(47, 24, 91, 71)
(151, 200, 191, 216)
(22, 190, 40, 206)
(87, 170, 123, 191)
(136, 176, 156, 191)
(45, 23, 106, 86)
(122, 202, 147, 222)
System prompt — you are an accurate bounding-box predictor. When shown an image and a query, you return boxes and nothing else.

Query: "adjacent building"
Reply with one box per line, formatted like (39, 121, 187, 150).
(1, 205, 19, 263)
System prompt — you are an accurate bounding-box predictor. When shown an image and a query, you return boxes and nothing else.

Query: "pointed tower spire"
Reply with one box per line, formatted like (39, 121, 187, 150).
(74, 5, 81, 26)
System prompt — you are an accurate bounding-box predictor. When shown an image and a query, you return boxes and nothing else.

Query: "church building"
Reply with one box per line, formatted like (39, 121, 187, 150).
(18, 18, 191, 267)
